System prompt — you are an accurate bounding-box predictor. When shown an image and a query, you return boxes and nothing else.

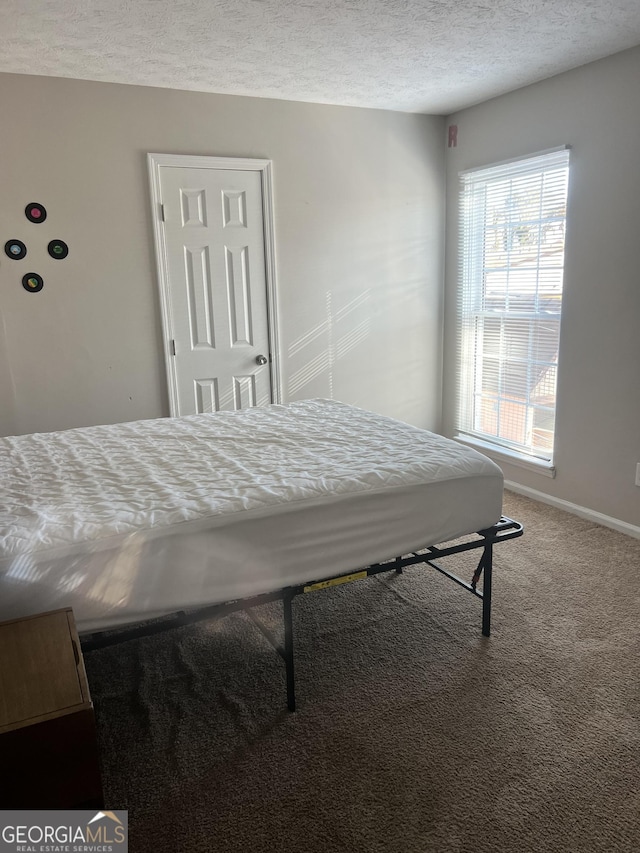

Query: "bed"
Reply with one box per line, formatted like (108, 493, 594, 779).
(0, 399, 522, 708)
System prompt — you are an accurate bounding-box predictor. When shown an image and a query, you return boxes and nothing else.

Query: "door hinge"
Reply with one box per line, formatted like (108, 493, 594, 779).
(160, 203, 166, 222)
(170, 339, 176, 356)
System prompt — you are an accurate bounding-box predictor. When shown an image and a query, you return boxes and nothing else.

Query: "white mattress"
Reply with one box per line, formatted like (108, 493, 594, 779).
(0, 399, 503, 632)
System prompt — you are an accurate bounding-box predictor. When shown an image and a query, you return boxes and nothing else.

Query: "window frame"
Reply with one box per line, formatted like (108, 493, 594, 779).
(455, 146, 570, 475)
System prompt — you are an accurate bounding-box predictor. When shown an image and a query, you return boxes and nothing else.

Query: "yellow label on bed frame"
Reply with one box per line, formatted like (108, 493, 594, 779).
(304, 570, 367, 593)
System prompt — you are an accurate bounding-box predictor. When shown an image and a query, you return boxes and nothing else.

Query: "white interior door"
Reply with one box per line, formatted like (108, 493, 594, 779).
(149, 156, 278, 415)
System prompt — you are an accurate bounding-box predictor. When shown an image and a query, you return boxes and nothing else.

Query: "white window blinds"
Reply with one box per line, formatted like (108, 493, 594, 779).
(457, 148, 570, 462)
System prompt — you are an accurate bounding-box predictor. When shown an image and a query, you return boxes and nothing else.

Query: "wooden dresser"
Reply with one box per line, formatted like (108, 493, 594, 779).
(0, 608, 104, 808)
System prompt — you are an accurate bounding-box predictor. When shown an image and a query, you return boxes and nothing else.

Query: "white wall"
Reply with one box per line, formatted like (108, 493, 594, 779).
(0, 73, 445, 436)
(443, 46, 640, 528)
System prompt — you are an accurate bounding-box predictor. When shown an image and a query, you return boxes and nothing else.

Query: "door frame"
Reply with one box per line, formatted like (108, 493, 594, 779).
(147, 152, 282, 415)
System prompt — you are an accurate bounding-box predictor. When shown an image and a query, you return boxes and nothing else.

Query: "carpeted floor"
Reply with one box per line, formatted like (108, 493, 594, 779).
(84, 491, 640, 853)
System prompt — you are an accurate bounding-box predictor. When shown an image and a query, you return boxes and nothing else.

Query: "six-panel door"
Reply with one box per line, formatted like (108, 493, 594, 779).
(159, 165, 273, 414)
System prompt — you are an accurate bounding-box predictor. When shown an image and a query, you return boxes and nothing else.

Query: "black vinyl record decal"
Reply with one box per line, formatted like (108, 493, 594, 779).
(25, 203, 47, 223)
(4, 239, 27, 260)
(48, 239, 69, 259)
(22, 273, 44, 292)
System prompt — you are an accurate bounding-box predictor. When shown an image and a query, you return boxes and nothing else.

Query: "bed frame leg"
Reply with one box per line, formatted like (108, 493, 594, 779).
(283, 591, 296, 712)
(481, 543, 493, 637)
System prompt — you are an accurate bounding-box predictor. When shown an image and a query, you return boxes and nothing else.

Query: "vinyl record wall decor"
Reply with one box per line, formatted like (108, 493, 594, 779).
(2, 203, 69, 293)
(4, 240, 27, 260)
(25, 203, 47, 223)
(48, 239, 69, 259)
(22, 273, 44, 293)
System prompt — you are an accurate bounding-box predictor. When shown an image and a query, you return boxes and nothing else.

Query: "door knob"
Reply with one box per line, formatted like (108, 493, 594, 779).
(255, 354, 268, 365)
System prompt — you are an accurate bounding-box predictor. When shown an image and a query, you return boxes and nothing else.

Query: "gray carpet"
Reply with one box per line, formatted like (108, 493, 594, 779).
(84, 491, 640, 852)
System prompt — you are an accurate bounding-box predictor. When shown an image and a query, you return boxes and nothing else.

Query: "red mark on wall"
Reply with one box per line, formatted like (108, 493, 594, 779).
(448, 125, 458, 148)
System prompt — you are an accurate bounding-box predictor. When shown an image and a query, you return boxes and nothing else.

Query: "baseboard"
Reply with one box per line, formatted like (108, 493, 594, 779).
(504, 480, 640, 540)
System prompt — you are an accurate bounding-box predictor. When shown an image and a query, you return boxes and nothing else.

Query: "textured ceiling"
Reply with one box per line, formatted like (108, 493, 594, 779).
(2, 0, 640, 114)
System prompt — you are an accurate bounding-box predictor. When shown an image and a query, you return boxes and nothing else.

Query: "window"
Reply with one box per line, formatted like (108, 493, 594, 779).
(456, 148, 570, 469)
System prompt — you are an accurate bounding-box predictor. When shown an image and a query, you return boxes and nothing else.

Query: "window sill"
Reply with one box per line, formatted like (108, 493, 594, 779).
(455, 434, 556, 478)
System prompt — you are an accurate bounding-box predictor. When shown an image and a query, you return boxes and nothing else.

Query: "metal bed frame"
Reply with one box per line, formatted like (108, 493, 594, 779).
(81, 516, 523, 711)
